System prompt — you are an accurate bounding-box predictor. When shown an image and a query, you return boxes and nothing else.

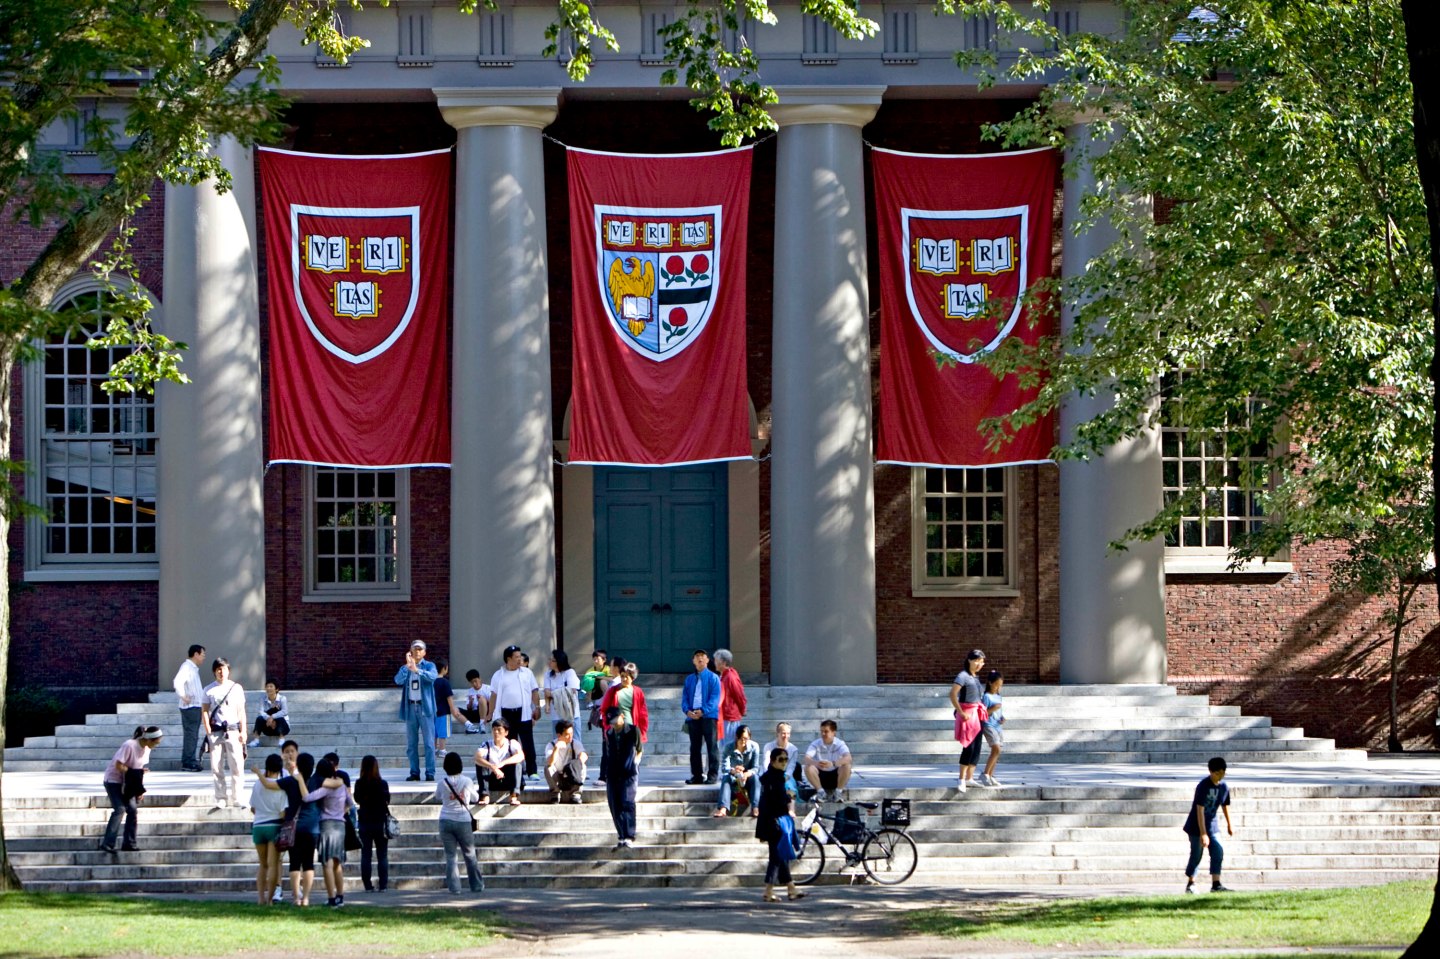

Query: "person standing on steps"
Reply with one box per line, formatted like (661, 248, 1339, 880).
(436, 751, 484, 894)
(394, 639, 438, 782)
(683, 649, 722, 785)
(1184, 756, 1234, 895)
(978, 669, 1006, 788)
(949, 649, 987, 793)
(488, 644, 541, 787)
(171, 644, 206, 771)
(354, 755, 391, 893)
(201, 658, 247, 808)
(757, 746, 806, 903)
(603, 705, 642, 850)
(715, 648, 747, 748)
(99, 725, 162, 853)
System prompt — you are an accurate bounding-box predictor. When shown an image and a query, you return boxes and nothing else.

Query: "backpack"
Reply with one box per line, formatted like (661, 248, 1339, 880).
(831, 806, 865, 844)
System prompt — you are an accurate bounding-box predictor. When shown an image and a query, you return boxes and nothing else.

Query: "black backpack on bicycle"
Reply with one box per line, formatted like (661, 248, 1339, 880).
(831, 806, 865, 843)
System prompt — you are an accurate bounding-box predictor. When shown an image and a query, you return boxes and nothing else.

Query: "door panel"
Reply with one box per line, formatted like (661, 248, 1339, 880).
(594, 464, 729, 674)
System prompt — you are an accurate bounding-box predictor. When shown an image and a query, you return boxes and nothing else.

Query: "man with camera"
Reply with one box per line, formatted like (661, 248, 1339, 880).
(200, 658, 247, 808)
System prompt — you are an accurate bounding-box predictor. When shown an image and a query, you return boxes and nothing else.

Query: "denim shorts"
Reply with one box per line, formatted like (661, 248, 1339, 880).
(982, 724, 1004, 747)
(252, 822, 282, 846)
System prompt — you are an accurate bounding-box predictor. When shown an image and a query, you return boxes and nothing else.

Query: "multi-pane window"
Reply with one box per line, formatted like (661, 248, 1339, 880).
(306, 467, 410, 600)
(1160, 383, 1270, 554)
(912, 467, 1013, 593)
(32, 289, 158, 567)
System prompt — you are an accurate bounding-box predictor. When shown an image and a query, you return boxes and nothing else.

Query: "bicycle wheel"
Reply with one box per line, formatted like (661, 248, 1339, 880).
(791, 831, 827, 885)
(861, 828, 917, 885)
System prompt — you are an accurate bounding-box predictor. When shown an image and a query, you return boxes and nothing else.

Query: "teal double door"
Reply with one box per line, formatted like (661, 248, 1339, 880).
(593, 464, 729, 674)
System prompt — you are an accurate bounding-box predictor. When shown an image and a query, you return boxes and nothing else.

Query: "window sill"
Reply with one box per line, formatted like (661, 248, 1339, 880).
(912, 586, 1021, 599)
(25, 566, 159, 583)
(303, 591, 412, 604)
(1164, 555, 1292, 576)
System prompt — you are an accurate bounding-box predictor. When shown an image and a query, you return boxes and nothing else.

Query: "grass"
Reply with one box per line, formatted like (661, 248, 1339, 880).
(0, 893, 506, 958)
(902, 881, 1432, 948)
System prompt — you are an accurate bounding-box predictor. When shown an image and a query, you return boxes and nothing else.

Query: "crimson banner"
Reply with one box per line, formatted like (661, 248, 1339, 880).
(567, 147, 752, 466)
(874, 147, 1058, 467)
(259, 147, 451, 467)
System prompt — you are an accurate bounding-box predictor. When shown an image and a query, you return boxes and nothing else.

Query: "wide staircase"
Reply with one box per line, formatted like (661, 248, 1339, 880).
(4, 683, 1365, 772)
(10, 684, 1434, 893)
(8, 784, 1439, 892)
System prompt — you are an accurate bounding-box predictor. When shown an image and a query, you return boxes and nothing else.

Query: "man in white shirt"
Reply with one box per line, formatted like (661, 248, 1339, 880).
(200, 657, 247, 808)
(761, 721, 802, 782)
(171, 644, 207, 772)
(544, 719, 589, 803)
(488, 645, 541, 781)
(803, 719, 853, 802)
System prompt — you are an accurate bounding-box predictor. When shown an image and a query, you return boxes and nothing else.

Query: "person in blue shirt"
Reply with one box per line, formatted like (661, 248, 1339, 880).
(1183, 756, 1235, 894)
(394, 640, 439, 782)
(682, 649, 722, 785)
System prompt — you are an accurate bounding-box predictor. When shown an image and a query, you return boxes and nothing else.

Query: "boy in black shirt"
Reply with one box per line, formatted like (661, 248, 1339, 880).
(1183, 756, 1234, 893)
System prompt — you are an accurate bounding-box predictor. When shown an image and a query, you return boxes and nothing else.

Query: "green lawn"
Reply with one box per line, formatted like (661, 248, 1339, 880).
(903, 881, 1432, 948)
(0, 893, 505, 957)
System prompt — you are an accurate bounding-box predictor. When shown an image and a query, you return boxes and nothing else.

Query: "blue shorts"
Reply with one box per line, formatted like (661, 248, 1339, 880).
(434, 715, 451, 739)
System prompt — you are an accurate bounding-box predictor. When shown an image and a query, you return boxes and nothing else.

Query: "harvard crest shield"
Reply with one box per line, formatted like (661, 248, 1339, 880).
(901, 206, 1029, 363)
(290, 205, 421, 364)
(594, 204, 721, 360)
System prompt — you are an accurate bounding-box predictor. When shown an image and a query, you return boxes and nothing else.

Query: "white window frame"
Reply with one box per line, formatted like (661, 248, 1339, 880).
(911, 466, 1019, 597)
(1161, 380, 1291, 575)
(23, 275, 161, 582)
(303, 466, 412, 602)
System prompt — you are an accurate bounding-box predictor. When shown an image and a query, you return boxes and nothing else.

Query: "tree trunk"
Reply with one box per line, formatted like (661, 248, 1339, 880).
(1400, 1, 1440, 953)
(1388, 581, 1416, 754)
(0, 354, 21, 890)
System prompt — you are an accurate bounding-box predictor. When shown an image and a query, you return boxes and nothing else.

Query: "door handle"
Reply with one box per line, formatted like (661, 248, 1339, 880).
(661, 603, 673, 612)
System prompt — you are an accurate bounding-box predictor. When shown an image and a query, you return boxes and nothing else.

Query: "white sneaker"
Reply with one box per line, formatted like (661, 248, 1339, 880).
(464, 723, 479, 735)
(212, 800, 228, 810)
(983, 774, 1003, 787)
(972, 777, 992, 788)
(272, 890, 284, 903)
(957, 779, 968, 793)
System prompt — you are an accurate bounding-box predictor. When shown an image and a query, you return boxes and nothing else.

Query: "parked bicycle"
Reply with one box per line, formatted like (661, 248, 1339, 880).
(792, 799, 918, 885)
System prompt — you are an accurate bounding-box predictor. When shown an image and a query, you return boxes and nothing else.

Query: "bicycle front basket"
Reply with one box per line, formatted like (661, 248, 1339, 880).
(881, 798, 911, 827)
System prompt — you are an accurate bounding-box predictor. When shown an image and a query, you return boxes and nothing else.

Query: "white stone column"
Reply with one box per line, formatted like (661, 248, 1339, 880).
(158, 137, 266, 689)
(769, 86, 884, 686)
(436, 88, 560, 673)
(1058, 123, 1167, 684)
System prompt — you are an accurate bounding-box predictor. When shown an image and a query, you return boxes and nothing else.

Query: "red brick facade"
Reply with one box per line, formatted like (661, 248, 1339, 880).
(6, 101, 1436, 750)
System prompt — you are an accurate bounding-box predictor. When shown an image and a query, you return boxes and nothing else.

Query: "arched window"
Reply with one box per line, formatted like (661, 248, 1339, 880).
(25, 279, 159, 579)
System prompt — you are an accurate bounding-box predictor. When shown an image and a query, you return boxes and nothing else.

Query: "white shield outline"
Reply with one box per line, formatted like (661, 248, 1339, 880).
(901, 206, 1028, 365)
(290, 204, 421, 365)
(595, 203, 722, 362)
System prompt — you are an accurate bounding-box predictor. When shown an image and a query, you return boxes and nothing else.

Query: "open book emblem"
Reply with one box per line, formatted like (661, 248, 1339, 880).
(289, 205, 421, 364)
(595, 204, 721, 361)
(902, 207, 1028, 363)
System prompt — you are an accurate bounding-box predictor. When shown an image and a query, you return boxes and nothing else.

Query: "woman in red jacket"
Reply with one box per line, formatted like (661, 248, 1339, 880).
(599, 661, 649, 755)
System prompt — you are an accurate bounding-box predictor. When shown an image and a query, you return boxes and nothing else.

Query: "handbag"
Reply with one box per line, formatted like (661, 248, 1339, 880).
(275, 816, 298, 852)
(775, 814, 800, 862)
(445, 777, 478, 832)
(344, 810, 362, 851)
(383, 812, 402, 839)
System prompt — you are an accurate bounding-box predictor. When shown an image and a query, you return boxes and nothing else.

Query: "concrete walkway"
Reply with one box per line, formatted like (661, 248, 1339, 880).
(7, 753, 1440, 799)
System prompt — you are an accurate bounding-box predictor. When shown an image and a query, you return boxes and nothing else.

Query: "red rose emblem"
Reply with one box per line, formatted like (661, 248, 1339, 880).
(668, 307, 688, 327)
(690, 253, 710, 274)
(665, 255, 685, 276)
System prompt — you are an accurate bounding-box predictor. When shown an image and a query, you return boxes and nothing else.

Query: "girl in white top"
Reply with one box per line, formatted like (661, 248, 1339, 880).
(100, 725, 162, 853)
(542, 649, 583, 750)
(435, 752, 483, 894)
(249, 753, 290, 905)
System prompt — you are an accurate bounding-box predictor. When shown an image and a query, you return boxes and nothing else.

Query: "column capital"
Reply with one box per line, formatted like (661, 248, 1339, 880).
(434, 87, 561, 130)
(769, 86, 885, 128)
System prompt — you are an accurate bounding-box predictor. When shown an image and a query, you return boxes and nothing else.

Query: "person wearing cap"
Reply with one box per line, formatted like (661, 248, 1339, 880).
(950, 648, 988, 793)
(488, 646, 542, 782)
(100, 725, 163, 853)
(395, 640, 439, 781)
